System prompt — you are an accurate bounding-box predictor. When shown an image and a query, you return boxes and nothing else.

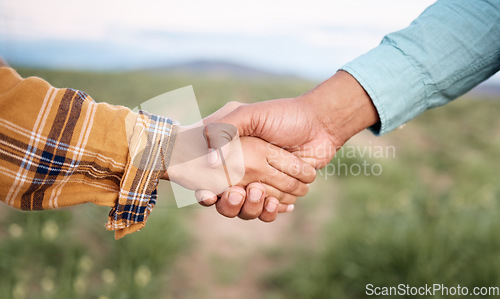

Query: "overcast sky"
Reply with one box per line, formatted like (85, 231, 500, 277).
(1, 0, 499, 83)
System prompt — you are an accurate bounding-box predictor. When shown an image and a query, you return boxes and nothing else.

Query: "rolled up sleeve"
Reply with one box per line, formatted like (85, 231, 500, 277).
(0, 67, 177, 239)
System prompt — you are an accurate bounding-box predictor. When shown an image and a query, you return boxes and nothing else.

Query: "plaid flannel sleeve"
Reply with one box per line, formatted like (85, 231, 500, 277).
(0, 67, 177, 239)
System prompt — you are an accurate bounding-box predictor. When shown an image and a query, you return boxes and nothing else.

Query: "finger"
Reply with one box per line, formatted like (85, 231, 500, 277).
(258, 197, 279, 222)
(262, 183, 298, 205)
(215, 186, 246, 218)
(261, 167, 310, 197)
(238, 183, 266, 220)
(266, 145, 317, 183)
(278, 203, 295, 213)
(195, 190, 218, 207)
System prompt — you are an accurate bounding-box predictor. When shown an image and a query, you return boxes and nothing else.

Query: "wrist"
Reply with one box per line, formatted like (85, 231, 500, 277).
(301, 71, 379, 146)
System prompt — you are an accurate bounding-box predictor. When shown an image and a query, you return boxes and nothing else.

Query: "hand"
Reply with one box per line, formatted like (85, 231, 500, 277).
(161, 123, 245, 195)
(195, 136, 315, 221)
(198, 71, 379, 220)
(162, 132, 315, 219)
(206, 71, 380, 169)
(196, 183, 293, 223)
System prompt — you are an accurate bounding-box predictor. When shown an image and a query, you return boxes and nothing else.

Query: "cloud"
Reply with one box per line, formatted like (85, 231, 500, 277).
(2, 0, 435, 40)
(14, 0, 499, 82)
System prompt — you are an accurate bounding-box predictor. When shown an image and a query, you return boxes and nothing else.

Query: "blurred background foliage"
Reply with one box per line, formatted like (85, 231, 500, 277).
(0, 67, 499, 298)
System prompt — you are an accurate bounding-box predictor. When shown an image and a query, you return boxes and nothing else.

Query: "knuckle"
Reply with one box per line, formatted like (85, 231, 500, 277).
(265, 187, 283, 200)
(247, 182, 265, 191)
(284, 178, 300, 193)
(289, 161, 301, 176)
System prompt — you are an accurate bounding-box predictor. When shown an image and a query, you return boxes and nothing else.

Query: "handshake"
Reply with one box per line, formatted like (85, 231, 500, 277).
(156, 71, 379, 221)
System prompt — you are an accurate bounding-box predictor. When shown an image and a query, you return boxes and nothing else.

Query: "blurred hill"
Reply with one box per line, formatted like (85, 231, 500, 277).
(146, 60, 300, 79)
(152, 60, 500, 96)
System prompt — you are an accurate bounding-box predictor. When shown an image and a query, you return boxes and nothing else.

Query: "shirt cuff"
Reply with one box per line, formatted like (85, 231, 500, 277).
(106, 110, 178, 239)
(340, 44, 430, 135)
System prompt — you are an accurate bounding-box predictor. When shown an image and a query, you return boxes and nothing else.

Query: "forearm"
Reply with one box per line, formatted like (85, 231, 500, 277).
(0, 67, 177, 239)
(0, 67, 128, 208)
(341, 0, 500, 135)
(300, 71, 379, 146)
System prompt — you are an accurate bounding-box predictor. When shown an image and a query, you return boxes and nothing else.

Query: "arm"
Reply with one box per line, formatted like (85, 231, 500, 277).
(205, 71, 378, 170)
(0, 67, 177, 239)
(208, 0, 500, 170)
(202, 0, 500, 207)
(0, 67, 312, 238)
(342, 0, 500, 135)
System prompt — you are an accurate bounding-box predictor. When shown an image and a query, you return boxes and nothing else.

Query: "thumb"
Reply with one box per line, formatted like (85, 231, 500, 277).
(203, 123, 237, 168)
(204, 102, 256, 138)
(215, 103, 259, 138)
(203, 103, 258, 167)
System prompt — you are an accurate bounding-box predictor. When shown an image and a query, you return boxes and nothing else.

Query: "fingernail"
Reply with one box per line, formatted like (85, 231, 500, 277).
(286, 204, 295, 212)
(265, 201, 278, 213)
(208, 148, 219, 166)
(228, 192, 243, 206)
(248, 188, 263, 203)
(200, 194, 211, 203)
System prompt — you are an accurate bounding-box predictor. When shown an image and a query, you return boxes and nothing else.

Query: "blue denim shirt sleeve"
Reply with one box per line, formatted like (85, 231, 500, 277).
(340, 0, 500, 135)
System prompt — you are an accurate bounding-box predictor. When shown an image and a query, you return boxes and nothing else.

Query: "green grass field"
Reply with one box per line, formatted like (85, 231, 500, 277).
(1, 68, 499, 298)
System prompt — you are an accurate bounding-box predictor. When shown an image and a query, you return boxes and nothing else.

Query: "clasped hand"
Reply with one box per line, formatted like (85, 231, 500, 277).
(162, 118, 316, 222)
(163, 71, 378, 222)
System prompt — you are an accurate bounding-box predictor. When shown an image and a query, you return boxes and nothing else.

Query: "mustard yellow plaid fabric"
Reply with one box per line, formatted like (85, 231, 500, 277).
(0, 67, 177, 239)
